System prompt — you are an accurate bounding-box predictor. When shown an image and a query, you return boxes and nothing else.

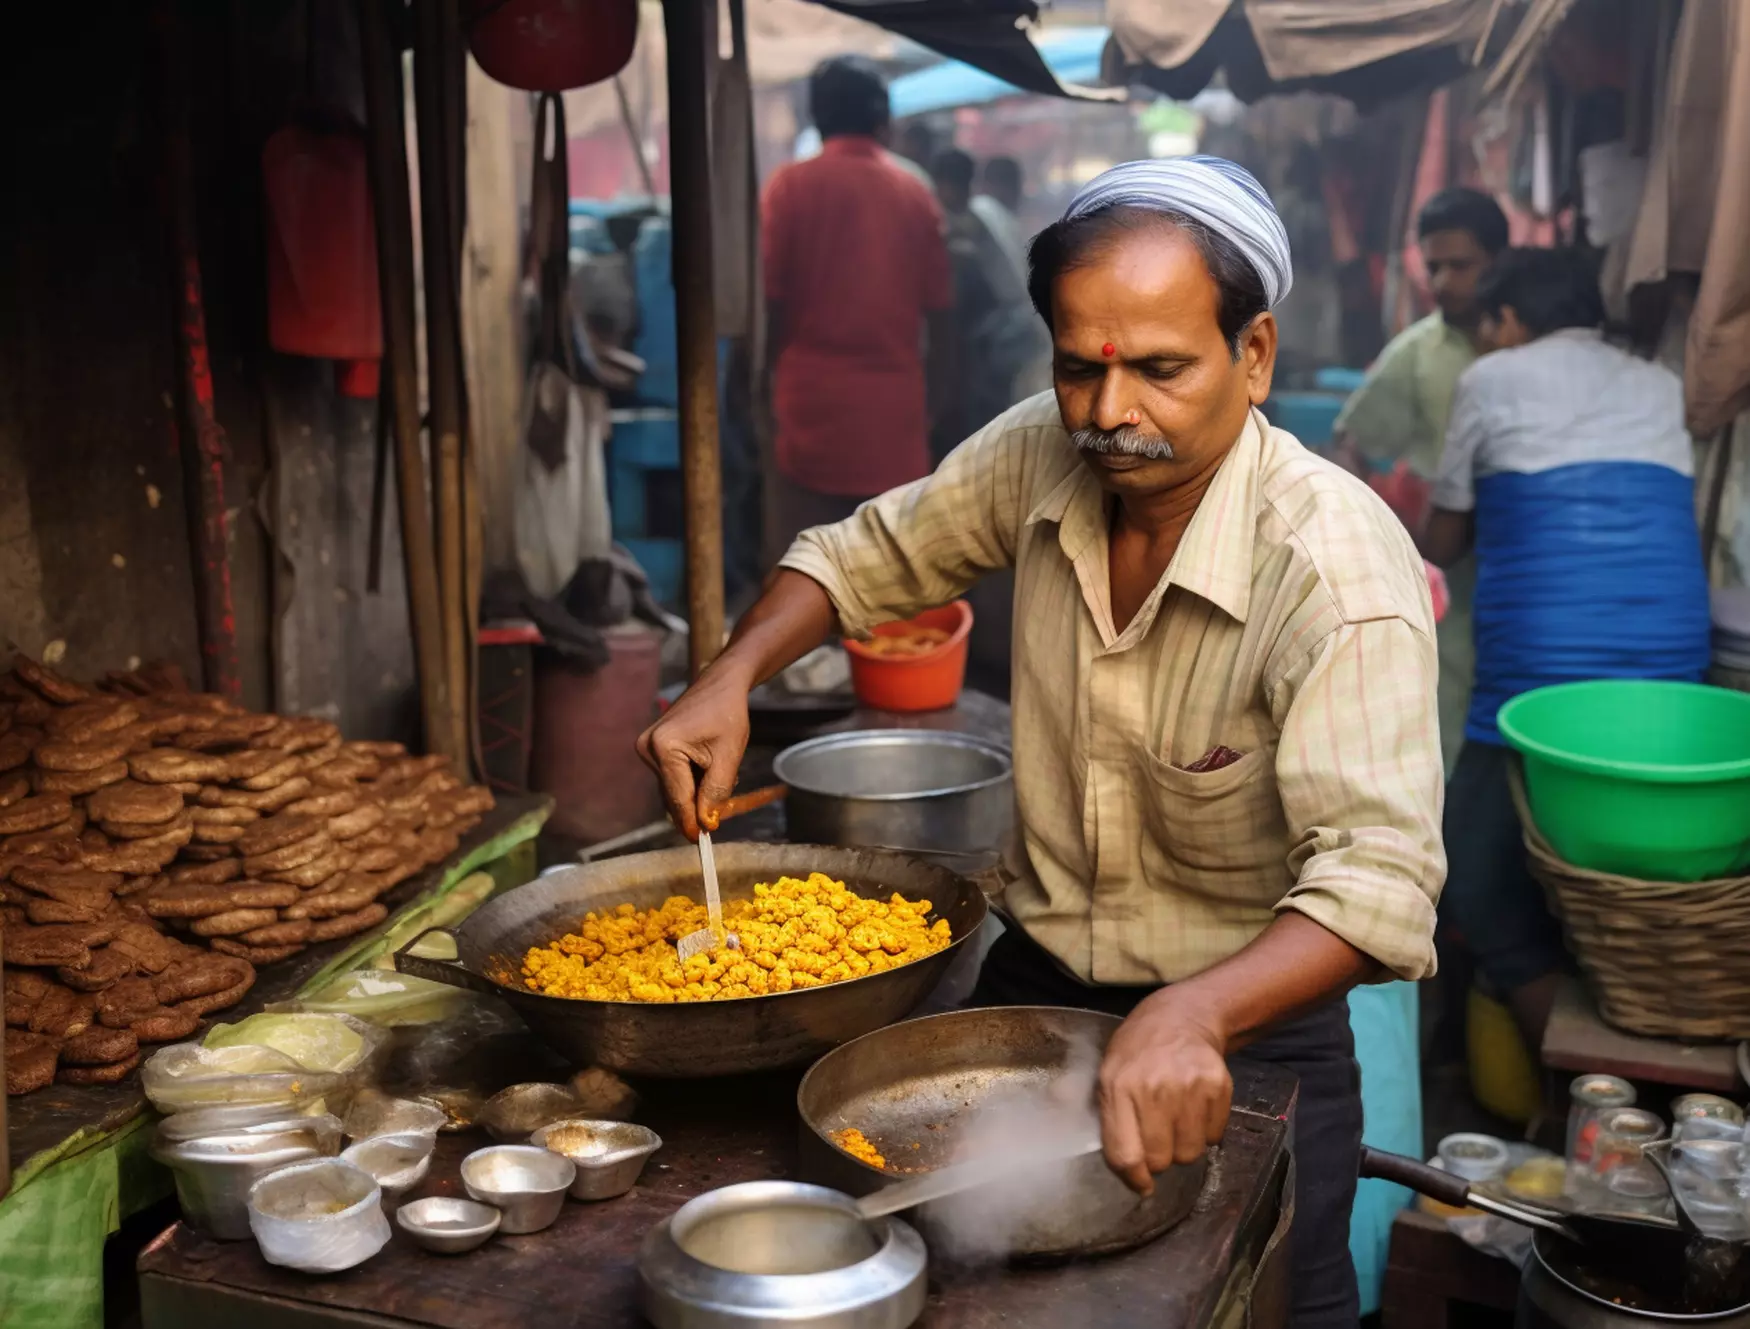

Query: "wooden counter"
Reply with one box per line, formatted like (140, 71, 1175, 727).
(138, 1060, 1294, 1329)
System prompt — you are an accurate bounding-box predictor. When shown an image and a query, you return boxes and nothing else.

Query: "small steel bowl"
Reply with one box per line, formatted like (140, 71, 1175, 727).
(461, 1144, 575, 1234)
(395, 1196, 502, 1254)
(530, 1119, 662, 1201)
(342, 1090, 448, 1143)
(341, 1132, 435, 1203)
(479, 1083, 583, 1141)
(247, 1159, 391, 1273)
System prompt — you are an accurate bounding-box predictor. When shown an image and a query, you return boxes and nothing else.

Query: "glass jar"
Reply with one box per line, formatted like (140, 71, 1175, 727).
(1672, 1093, 1744, 1143)
(1584, 1106, 1669, 1211)
(1668, 1138, 1748, 1238)
(1567, 1073, 1636, 1168)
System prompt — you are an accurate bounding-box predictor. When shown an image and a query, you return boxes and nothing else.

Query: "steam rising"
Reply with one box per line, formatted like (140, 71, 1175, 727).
(919, 1027, 1117, 1265)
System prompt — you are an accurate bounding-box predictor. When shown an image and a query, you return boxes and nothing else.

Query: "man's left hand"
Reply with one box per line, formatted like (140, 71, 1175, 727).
(1097, 988, 1232, 1196)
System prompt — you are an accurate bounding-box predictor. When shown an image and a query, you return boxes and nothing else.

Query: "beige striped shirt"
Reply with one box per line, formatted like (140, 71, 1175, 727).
(780, 393, 1445, 984)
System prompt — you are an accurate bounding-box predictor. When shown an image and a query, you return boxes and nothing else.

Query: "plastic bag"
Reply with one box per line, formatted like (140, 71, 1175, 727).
(141, 1042, 345, 1115)
(247, 1160, 390, 1273)
(155, 1100, 341, 1147)
(285, 969, 471, 1029)
(202, 1012, 385, 1075)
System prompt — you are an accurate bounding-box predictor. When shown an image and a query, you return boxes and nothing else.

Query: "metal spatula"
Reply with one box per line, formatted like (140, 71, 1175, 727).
(855, 1134, 1103, 1220)
(676, 828, 739, 962)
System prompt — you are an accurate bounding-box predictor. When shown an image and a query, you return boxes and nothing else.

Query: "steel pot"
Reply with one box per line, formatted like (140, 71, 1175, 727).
(639, 1180, 927, 1329)
(773, 731, 1013, 859)
(149, 1131, 328, 1240)
(392, 843, 987, 1078)
(1520, 1231, 1750, 1327)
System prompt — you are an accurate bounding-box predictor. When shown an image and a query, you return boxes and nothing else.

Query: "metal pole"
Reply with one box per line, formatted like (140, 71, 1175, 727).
(663, 0, 726, 680)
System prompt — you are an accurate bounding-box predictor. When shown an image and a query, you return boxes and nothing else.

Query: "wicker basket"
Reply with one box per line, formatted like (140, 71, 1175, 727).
(1510, 767, 1750, 1041)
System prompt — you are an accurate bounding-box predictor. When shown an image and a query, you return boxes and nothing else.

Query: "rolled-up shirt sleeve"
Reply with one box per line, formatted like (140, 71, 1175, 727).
(1269, 615, 1446, 980)
(777, 399, 1049, 636)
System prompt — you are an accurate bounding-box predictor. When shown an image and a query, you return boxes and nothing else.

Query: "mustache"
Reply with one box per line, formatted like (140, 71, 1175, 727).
(1068, 424, 1175, 460)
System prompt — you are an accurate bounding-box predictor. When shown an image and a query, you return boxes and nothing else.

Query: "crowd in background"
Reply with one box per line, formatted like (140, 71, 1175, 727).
(760, 56, 1047, 562)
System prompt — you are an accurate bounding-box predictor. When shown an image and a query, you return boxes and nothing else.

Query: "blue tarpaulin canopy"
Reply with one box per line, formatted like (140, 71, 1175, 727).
(888, 26, 1118, 117)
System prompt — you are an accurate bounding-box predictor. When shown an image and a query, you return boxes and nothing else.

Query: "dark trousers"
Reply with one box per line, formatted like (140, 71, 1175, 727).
(1439, 740, 1570, 995)
(970, 926, 1363, 1329)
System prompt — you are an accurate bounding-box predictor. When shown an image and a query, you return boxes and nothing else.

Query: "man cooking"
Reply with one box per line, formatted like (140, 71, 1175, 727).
(639, 158, 1444, 1328)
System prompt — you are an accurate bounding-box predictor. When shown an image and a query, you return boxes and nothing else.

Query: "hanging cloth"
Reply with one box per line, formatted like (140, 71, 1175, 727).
(514, 93, 613, 600)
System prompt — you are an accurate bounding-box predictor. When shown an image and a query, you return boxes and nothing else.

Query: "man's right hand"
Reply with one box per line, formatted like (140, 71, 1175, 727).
(636, 568, 842, 839)
(636, 660, 756, 842)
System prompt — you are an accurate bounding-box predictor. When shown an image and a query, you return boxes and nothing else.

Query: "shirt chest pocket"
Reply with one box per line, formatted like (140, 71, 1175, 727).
(1136, 745, 1290, 898)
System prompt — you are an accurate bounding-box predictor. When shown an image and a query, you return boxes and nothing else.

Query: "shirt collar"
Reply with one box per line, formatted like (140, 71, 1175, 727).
(1025, 410, 1264, 625)
(1542, 326, 1606, 343)
(820, 135, 887, 159)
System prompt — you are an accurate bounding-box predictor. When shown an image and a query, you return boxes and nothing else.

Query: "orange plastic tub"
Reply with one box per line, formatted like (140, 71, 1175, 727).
(844, 601, 974, 713)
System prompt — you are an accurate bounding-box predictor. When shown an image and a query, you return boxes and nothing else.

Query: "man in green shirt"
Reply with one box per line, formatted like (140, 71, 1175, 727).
(1334, 187, 1509, 771)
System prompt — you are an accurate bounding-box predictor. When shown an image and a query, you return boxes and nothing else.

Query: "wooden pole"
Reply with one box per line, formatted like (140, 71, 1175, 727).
(357, 0, 453, 758)
(663, 0, 726, 680)
(412, 0, 470, 763)
(158, 3, 242, 700)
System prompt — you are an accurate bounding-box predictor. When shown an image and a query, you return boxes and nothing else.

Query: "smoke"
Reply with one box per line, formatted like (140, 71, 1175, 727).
(918, 1025, 1121, 1266)
(1068, 424, 1175, 461)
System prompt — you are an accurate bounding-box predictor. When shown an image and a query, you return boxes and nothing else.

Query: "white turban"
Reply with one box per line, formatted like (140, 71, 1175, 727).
(1062, 156, 1293, 308)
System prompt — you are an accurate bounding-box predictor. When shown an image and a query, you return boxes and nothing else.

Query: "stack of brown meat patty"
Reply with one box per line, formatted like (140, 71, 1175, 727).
(0, 656, 494, 1095)
(5, 923, 254, 1094)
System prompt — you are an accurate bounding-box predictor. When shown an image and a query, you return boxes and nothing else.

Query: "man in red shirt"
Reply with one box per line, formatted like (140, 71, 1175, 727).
(761, 57, 954, 560)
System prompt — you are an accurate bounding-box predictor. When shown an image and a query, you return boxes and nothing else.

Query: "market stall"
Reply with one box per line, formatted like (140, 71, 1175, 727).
(0, 653, 549, 1328)
(1, 793, 546, 1329)
(71, 685, 1288, 1329)
(135, 1062, 1294, 1328)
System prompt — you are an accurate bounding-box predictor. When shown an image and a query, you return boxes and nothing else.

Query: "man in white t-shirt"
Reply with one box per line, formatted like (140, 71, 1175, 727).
(1420, 246, 1711, 1049)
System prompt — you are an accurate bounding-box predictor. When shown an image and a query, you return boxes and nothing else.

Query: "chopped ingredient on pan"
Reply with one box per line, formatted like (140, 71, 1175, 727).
(830, 1127, 886, 1170)
(519, 872, 951, 1002)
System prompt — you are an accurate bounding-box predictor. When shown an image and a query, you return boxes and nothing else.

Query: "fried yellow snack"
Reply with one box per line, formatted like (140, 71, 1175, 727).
(831, 1127, 886, 1170)
(519, 872, 952, 1003)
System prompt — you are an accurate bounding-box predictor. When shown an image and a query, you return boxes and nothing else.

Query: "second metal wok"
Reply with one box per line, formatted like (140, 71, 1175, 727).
(796, 1006, 1210, 1260)
(392, 843, 987, 1078)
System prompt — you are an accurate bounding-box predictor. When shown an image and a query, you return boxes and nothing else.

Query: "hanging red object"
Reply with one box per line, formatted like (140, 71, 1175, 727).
(465, 0, 637, 92)
(262, 122, 383, 398)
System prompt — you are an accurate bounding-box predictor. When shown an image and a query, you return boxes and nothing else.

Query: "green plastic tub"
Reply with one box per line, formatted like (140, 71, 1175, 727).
(1496, 680, 1750, 882)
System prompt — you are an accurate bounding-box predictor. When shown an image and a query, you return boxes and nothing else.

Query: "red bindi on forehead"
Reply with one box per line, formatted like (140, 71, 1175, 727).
(1101, 342, 1116, 358)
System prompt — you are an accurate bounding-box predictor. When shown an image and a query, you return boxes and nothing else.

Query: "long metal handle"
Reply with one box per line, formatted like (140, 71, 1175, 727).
(389, 926, 501, 997)
(1358, 1146, 1578, 1241)
(855, 1135, 1103, 1220)
(576, 819, 673, 864)
(1359, 1145, 1470, 1205)
(1463, 1191, 1580, 1239)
